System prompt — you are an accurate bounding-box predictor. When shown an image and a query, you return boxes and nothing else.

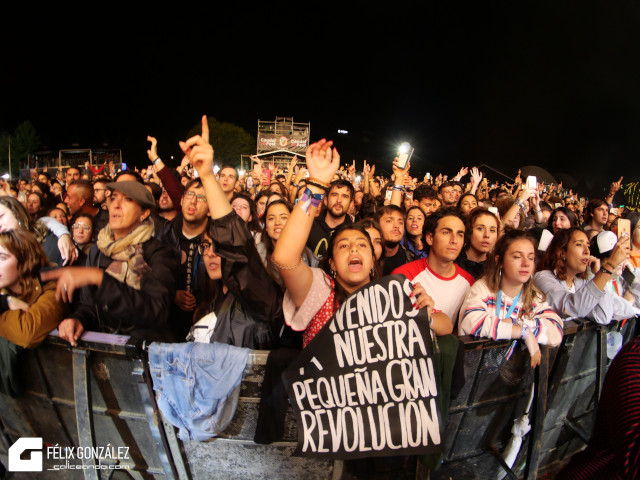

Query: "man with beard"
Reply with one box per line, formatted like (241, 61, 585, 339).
(92, 178, 110, 234)
(438, 181, 459, 207)
(375, 204, 416, 275)
(413, 184, 441, 216)
(156, 179, 210, 339)
(306, 178, 354, 260)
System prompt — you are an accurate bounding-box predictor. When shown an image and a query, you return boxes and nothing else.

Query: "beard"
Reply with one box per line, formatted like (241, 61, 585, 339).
(384, 239, 400, 249)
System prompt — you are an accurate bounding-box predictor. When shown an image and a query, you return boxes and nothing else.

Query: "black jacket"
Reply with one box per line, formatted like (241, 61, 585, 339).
(71, 237, 178, 343)
(196, 211, 285, 350)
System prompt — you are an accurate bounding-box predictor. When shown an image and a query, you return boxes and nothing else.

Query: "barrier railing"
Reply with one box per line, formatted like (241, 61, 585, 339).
(0, 318, 636, 479)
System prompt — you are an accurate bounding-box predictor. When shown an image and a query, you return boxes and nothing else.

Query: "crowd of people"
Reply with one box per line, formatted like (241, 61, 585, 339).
(0, 115, 638, 477)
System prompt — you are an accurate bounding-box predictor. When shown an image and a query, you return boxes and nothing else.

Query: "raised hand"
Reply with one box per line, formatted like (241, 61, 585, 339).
(363, 160, 371, 177)
(610, 176, 624, 194)
(179, 115, 214, 177)
(392, 157, 411, 181)
(305, 139, 340, 184)
(147, 136, 159, 162)
(454, 166, 469, 181)
(470, 166, 483, 186)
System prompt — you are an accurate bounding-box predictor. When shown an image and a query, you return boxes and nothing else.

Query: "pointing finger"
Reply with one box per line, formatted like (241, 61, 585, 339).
(201, 115, 210, 144)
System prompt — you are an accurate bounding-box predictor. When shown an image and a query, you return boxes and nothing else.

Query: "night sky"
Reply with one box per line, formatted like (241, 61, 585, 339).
(3, 2, 640, 198)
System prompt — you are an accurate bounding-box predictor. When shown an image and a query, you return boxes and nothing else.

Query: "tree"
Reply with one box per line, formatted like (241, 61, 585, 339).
(187, 117, 254, 167)
(10, 121, 40, 177)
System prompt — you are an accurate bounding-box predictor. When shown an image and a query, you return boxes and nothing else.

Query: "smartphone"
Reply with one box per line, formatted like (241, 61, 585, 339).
(262, 168, 271, 186)
(526, 175, 537, 189)
(617, 218, 631, 240)
(488, 206, 499, 216)
(426, 172, 431, 180)
(384, 189, 393, 202)
(396, 143, 413, 169)
(622, 266, 635, 286)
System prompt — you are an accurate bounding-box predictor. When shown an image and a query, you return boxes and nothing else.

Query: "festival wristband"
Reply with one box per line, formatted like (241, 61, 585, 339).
(299, 187, 324, 215)
(520, 325, 529, 341)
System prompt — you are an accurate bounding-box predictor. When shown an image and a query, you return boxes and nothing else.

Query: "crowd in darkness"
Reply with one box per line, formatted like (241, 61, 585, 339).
(0, 115, 638, 478)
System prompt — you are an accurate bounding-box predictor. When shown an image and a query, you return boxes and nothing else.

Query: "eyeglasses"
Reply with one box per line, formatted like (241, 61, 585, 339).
(72, 223, 92, 231)
(198, 242, 215, 255)
(184, 191, 207, 203)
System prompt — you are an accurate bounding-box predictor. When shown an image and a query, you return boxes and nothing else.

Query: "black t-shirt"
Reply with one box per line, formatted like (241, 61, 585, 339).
(383, 246, 412, 276)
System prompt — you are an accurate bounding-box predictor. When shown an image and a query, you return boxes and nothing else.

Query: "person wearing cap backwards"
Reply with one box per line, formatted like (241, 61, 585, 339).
(589, 230, 640, 310)
(41, 181, 178, 345)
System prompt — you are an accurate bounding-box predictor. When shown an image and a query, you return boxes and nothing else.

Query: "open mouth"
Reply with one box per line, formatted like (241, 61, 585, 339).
(347, 256, 363, 272)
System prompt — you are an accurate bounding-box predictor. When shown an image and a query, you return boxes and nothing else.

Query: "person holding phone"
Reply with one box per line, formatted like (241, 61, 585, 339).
(534, 227, 637, 325)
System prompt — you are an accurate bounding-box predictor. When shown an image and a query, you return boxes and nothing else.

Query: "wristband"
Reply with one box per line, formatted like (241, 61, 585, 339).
(291, 183, 299, 188)
(392, 185, 405, 192)
(152, 157, 162, 166)
(600, 265, 615, 276)
(299, 187, 324, 215)
(520, 325, 530, 341)
(516, 200, 526, 210)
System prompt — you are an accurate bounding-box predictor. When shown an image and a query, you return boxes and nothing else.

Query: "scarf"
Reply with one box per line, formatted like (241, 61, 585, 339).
(96, 219, 154, 290)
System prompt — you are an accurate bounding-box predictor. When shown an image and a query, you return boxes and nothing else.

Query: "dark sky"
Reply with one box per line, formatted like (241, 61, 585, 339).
(3, 2, 640, 198)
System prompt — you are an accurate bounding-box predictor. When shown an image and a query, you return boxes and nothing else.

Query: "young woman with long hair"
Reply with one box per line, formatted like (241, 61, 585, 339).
(455, 207, 500, 280)
(459, 229, 563, 368)
(534, 227, 637, 324)
(0, 229, 65, 348)
(401, 205, 428, 259)
(272, 139, 439, 347)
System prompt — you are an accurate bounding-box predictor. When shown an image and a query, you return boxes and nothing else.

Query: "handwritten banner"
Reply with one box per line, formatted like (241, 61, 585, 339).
(284, 274, 443, 459)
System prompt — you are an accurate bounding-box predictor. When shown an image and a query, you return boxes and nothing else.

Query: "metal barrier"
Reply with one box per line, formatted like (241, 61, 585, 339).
(0, 318, 636, 479)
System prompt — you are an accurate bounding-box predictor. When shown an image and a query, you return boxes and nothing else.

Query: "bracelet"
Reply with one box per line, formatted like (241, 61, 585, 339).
(520, 325, 530, 341)
(291, 183, 299, 188)
(307, 177, 331, 189)
(392, 185, 405, 192)
(270, 255, 304, 270)
(515, 200, 526, 210)
(152, 157, 162, 166)
(306, 180, 329, 191)
(600, 265, 615, 276)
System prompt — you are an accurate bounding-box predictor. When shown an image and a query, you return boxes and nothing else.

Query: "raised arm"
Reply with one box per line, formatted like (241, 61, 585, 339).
(605, 176, 623, 206)
(390, 158, 410, 207)
(179, 116, 232, 220)
(272, 140, 340, 308)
